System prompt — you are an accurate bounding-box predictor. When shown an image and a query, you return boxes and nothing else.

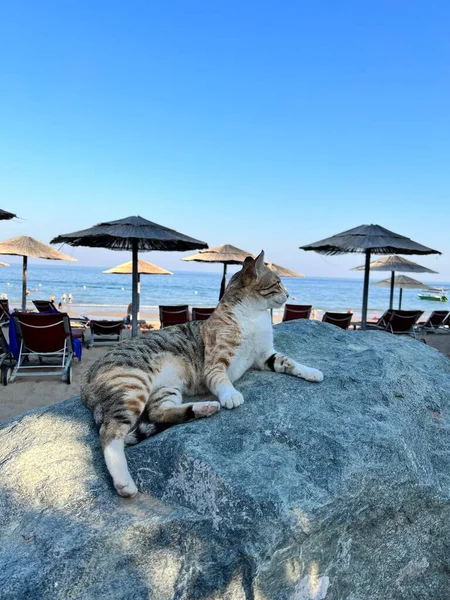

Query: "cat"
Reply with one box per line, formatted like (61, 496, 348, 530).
(81, 251, 323, 497)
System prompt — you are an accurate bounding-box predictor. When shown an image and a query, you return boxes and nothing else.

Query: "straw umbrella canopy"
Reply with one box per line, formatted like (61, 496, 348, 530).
(373, 275, 433, 309)
(300, 224, 440, 329)
(351, 255, 438, 310)
(51, 216, 208, 337)
(103, 260, 172, 318)
(265, 262, 305, 278)
(0, 262, 9, 267)
(182, 244, 254, 299)
(0, 209, 16, 221)
(103, 259, 172, 276)
(0, 236, 76, 311)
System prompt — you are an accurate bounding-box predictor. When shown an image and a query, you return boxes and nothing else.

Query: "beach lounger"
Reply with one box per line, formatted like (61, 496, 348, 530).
(322, 312, 353, 329)
(33, 300, 88, 343)
(124, 316, 148, 328)
(443, 313, 450, 328)
(0, 299, 10, 324)
(352, 310, 394, 330)
(191, 307, 215, 321)
(282, 304, 312, 322)
(10, 312, 74, 383)
(371, 310, 394, 329)
(367, 310, 423, 335)
(87, 320, 125, 348)
(0, 325, 15, 385)
(415, 310, 449, 331)
(159, 305, 190, 328)
(33, 300, 88, 345)
(32, 299, 59, 313)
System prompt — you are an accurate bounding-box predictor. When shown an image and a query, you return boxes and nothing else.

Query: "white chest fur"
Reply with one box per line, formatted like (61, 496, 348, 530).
(227, 307, 274, 382)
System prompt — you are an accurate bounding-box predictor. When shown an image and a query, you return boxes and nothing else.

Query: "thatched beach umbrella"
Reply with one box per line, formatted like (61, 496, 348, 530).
(0, 209, 16, 221)
(0, 262, 9, 267)
(373, 275, 433, 309)
(103, 260, 172, 319)
(265, 263, 305, 278)
(182, 244, 254, 300)
(300, 224, 440, 329)
(0, 236, 76, 311)
(352, 255, 438, 310)
(51, 216, 207, 337)
(103, 259, 172, 276)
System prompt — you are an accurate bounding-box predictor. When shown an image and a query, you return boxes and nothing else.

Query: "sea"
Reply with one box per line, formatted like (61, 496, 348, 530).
(0, 263, 448, 316)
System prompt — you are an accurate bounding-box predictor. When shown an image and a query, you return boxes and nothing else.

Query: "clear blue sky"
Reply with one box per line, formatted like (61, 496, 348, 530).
(1, 1, 449, 279)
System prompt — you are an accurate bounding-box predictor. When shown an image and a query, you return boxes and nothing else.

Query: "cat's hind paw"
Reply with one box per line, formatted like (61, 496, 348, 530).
(219, 389, 244, 409)
(300, 367, 324, 383)
(192, 401, 221, 418)
(114, 479, 138, 498)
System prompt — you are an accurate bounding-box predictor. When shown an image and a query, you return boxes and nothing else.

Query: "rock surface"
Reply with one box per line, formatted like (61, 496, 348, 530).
(1, 320, 450, 599)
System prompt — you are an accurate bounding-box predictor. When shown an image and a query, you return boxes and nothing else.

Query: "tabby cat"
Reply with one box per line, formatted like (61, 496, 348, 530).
(81, 251, 323, 497)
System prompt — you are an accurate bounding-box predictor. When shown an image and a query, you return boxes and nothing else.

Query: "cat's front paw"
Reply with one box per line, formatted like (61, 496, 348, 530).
(114, 479, 138, 498)
(219, 389, 244, 409)
(300, 367, 324, 383)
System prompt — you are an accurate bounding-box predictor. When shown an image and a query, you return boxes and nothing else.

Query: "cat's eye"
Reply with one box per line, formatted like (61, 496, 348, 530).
(259, 281, 283, 296)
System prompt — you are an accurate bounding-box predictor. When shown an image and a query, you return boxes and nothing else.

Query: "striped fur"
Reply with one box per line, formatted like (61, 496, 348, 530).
(81, 251, 323, 497)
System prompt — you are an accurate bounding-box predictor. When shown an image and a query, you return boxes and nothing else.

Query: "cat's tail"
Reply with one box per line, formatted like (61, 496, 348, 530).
(124, 411, 171, 445)
(91, 397, 169, 446)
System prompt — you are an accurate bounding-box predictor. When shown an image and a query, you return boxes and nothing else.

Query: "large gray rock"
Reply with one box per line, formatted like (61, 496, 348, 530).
(1, 320, 450, 600)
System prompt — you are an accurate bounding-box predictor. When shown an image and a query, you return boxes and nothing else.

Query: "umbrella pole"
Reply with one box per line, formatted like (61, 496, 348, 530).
(361, 250, 371, 330)
(131, 241, 139, 338)
(399, 287, 403, 310)
(137, 274, 141, 322)
(219, 263, 227, 300)
(389, 271, 395, 310)
(22, 255, 27, 312)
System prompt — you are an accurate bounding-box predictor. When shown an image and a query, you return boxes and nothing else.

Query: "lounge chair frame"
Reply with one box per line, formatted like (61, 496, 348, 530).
(10, 313, 73, 383)
(33, 301, 88, 345)
(32, 300, 59, 313)
(367, 310, 424, 336)
(0, 325, 15, 385)
(191, 307, 215, 321)
(415, 310, 450, 332)
(322, 312, 353, 329)
(282, 304, 312, 322)
(352, 310, 393, 330)
(159, 305, 190, 328)
(87, 320, 124, 348)
(0, 299, 10, 325)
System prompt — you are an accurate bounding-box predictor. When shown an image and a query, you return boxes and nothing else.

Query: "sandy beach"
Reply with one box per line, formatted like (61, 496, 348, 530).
(0, 345, 107, 422)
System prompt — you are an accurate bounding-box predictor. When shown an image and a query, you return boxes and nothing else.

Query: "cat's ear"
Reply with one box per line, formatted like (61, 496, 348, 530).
(242, 256, 257, 284)
(255, 250, 265, 275)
